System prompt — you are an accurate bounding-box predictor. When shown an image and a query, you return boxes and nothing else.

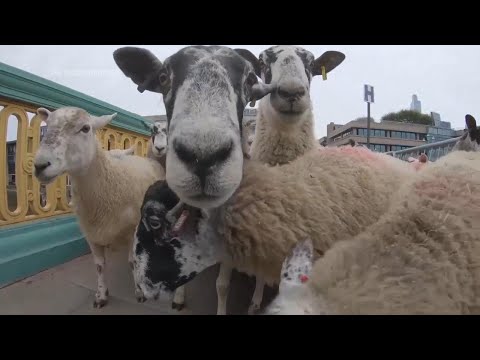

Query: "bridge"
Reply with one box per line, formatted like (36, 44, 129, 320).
(0, 61, 462, 314)
(0, 62, 280, 314)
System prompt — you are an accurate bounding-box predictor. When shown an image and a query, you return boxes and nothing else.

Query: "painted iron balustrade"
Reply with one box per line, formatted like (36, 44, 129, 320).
(385, 136, 461, 162)
(0, 62, 152, 227)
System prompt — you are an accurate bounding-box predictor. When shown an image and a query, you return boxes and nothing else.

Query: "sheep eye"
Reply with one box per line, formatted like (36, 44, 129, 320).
(159, 73, 169, 86)
(81, 125, 90, 133)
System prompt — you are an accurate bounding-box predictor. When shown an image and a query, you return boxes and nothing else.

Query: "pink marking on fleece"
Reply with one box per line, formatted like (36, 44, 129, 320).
(321, 146, 385, 165)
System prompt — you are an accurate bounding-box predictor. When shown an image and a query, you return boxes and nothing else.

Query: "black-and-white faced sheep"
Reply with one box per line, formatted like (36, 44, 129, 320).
(214, 45, 346, 315)
(247, 45, 345, 166)
(113, 46, 275, 210)
(130, 146, 416, 307)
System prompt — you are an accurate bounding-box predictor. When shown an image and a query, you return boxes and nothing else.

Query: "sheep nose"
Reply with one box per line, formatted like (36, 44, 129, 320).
(34, 161, 51, 173)
(155, 146, 165, 152)
(173, 138, 233, 181)
(277, 86, 306, 102)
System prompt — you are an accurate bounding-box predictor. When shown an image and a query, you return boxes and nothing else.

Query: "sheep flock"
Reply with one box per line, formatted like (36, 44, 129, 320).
(32, 45, 480, 315)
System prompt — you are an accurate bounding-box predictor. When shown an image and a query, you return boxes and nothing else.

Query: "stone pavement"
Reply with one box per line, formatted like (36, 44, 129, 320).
(0, 247, 277, 315)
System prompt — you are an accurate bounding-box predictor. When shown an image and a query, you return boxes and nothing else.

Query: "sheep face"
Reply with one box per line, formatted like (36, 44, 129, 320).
(263, 239, 316, 315)
(132, 180, 217, 301)
(453, 115, 480, 152)
(243, 117, 256, 150)
(149, 121, 168, 158)
(256, 46, 345, 120)
(113, 46, 274, 209)
(33, 107, 116, 184)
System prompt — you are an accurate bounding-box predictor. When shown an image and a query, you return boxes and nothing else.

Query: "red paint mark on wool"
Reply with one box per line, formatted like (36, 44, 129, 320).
(321, 146, 383, 165)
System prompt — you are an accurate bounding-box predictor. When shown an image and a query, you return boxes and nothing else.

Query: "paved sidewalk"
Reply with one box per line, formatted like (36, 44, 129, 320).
(0, 247, 276, 315)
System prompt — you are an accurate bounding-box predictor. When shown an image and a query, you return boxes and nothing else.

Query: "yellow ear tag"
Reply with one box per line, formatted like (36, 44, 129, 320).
(322, 66, 327, 81)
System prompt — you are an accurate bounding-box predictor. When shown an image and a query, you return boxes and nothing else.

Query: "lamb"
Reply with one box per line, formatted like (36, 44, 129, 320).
(214, 45, 346, 315)
(264, 148, 480, 315)
(130, 145, 418, 309)
(33, 106, 165, 308)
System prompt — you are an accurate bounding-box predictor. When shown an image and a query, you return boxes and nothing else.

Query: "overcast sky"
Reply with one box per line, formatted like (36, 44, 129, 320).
(2, 45, 480, 141)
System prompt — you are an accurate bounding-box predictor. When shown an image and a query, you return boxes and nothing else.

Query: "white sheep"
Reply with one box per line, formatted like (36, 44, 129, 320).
(215, 45, 346, 315)
(130, 145, 418, 311)
(146, 120, 168, 167)
(33, 106, 165, 308)
(264, 148, 480, 315)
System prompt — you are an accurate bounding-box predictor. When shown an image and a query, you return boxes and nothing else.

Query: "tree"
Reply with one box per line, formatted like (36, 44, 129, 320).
(354, 116, 376, 122)
(381, 110, 433, 125)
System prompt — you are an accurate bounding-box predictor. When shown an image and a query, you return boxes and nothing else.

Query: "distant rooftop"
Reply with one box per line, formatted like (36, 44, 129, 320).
(144, 115, 167, 123)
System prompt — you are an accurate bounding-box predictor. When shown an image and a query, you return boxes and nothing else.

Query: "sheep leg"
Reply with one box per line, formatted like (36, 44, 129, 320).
(248, 277, 265, 315)
(89, 243, 109, 308)
(172, 285, 186, 311)
(216, 263, 232, 315)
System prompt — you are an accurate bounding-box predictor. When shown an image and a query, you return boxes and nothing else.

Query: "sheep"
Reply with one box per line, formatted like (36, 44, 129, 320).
(113, 45, 276, 210)
(130, 145, 418, 309)
(146, 120, 168, 168)
(214, 45, 346, 315)
(114, 45, 279, 313)
(264, 148, 480, 315)
(33, 106, 165, 308)
(452, 114, 479, 152)
(241, 116, 256, 157)
(246, 45, 345, 166)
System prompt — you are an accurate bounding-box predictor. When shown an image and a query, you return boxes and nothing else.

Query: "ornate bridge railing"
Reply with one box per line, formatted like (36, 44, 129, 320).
(385, 136, 461, 162)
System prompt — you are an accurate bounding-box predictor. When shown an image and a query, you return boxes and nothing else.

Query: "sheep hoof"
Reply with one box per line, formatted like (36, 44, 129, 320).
(93, 298, 108, 309)
(248, 302, 260, 315)
(136, 295, 147, 303)
(172, 302, 185, 311)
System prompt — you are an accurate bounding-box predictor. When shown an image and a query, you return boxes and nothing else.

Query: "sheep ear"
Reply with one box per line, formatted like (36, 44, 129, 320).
(37, 107, 51, 122)
(113, 47, 165, 93)
(280, 239, 314, 286)
(234, 48, 261, 77)
(466, 114, 477, 130)
(250, 82, 275, 105)
(312, 51, 346, 77)
(91, 113, 117, 130)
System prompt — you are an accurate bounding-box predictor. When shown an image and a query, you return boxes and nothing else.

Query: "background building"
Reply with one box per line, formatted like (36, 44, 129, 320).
(326, 118, 428, 152)
(426, 111, 456, 143)
(410, 94, 422, 113)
